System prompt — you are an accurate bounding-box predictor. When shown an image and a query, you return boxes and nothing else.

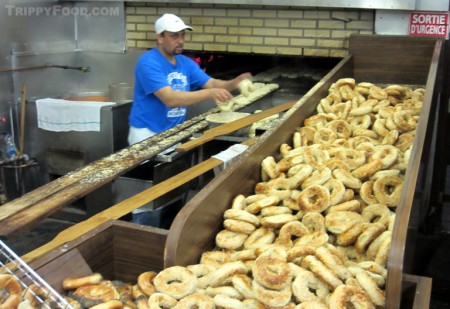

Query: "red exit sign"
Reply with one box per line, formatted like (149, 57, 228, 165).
(409, 12, 449, 39)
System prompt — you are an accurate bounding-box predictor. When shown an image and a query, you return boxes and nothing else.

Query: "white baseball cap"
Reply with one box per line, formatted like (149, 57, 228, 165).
(155, 14, 193, 34)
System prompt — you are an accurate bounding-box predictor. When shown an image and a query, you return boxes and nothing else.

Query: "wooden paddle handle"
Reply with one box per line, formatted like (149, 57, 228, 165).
(176, 100, 297, 152)
(19, 84, 26, 156)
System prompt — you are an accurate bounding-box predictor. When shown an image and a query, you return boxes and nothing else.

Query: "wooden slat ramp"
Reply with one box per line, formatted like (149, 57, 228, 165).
(0, 113, 213, 238)
(21, 138, 258, 264)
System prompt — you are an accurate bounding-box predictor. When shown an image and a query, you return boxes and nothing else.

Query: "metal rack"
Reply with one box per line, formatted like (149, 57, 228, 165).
(0, 240, 73, 308)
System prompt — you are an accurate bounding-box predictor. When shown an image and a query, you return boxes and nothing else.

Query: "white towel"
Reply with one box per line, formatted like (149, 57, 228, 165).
(212, 144, 249, 169)
(36, 98, 116, 132)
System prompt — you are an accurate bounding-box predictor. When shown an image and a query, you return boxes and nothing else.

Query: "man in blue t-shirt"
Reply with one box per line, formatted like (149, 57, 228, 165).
(128, 13, 252, 145)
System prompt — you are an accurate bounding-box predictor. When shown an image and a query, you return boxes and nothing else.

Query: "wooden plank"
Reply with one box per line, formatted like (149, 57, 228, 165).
(29, 221, 169, 291)
(403, 274, 433, 309)
(0, 113, 211, 222)
(384, 39, 441, 309)
(176, 100, 297, 152)
(0, 121, 208, 237)
(19, 150, 234, 264)
(112, 223, 167, 282)
(33, 249, 92, 293)
(349, 35, 438, 85)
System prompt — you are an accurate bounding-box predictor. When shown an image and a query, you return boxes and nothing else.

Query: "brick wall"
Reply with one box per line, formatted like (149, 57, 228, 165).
(126, 3, 374, 58)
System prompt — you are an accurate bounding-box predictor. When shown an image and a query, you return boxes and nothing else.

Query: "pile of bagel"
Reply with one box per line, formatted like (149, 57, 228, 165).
(202, 78, 423, 308)
(7, 78, 422, 309)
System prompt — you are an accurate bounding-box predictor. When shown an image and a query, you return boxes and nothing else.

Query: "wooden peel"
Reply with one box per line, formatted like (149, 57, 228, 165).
(21, 137, 258, 264)
(176, 100, 297, 152)
(19, 83, 26, 156)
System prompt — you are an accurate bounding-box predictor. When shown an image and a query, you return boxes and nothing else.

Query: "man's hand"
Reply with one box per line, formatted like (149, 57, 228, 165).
(211, 88, 234, 106)
(233, 72, 253, 89)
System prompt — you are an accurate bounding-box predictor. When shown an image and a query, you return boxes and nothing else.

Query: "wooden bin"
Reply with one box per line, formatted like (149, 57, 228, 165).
(28, 220, 168, 293)
(165, 35, 441, 308)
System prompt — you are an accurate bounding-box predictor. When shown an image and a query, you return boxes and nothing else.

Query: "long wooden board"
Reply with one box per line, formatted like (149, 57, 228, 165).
(21, 137, 258, 264)
(20, 157, 222, 264)
(0, 120, 208, 237)
(176, 100, 297, 152)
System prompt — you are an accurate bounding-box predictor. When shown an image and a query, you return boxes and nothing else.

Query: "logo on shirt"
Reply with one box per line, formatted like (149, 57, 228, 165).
(167, 107, 186, 118)
(167, 72, 188, 92)
(166, 72, 188, 118)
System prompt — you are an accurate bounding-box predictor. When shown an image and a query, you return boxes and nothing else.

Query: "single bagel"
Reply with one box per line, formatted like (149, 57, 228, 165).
(200, 251, 231, 268)
(302, 212, 326, 233)
(336, 222, 368, 247)
(366, 231, 392, 261)
(137, 271, 157, 296)
(315, 246, 351, 281)
(252, 279, 292, 307)
(327, 200, 361, 214)
(148, 292, 178, 309)
(252, 249, 292, 290)
(213, 294, 243, 309)
(175, 293, 215, 309)
(355, 222, 386, 253)
(323, 178, 346, 206)
(187, 264, 216, 281)
(369, 145, 399, 169)
(238, 79, 255, 97)
(325, 211, 363, 234)
(354, 269, 386, 307)
(63, 273, 103, 290)
(232, 274, 255, 299)
(215, 229, 247, 250)
(199, 261, 247, 288)
(205, 285, 242, 300)
(333, 169, 362, 190)
(224, 219, 256, 235)
(297, 184, 331, 213)
(328, 284, 373, 309)
(326, 119, 352, 139)
(295, 231, 329, 248)
(301, 255, 343, 290)
(382, 129, 399, 145)
(373, 175, 404, 207)
(153, 266, 197, 299)
(301, 167, 332, 190)
(72, 284, 120, 308)
(260, 213, 297, 229)
(292, 267, 330, 303)
(245, 195, 280, 214)
(0, 274, 22, 309)
(89, 299, 123, 309)
(275, 221, 309, 248)
(351, 159, 382, 180)
(244, 227, 275, 249)
(361, 203, 391, 228)
(260, 206, 292, 217)
(313, 127, 337, 145)
(360, 181, 378, 205)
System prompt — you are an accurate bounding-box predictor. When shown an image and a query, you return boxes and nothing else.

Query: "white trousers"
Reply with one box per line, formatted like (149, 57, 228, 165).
(128, 126, 157, 145)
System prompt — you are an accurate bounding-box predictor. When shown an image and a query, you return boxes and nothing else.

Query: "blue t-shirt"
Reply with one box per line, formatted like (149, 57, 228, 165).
(129, 49, 211, 133)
